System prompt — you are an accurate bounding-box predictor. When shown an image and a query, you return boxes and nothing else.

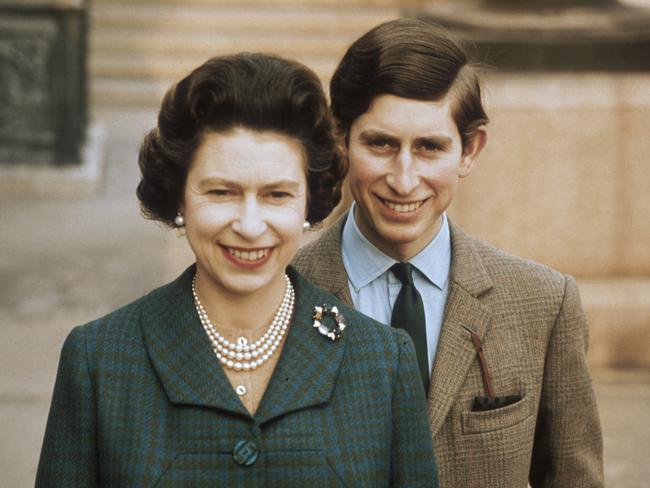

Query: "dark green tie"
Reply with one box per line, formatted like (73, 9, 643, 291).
(390, 262, 430, 394)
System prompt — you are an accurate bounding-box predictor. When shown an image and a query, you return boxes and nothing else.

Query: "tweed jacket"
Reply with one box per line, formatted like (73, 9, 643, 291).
(36, 266, 438, 487)
(293, 215, 604, 487)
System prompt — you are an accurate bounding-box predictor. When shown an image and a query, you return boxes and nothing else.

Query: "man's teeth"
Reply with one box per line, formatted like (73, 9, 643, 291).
(383, 199, 424, 213)
(228, 248, 270, 261)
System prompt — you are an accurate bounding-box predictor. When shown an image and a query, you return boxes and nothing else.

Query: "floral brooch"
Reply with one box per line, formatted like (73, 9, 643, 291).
(312, 304, 347, 341)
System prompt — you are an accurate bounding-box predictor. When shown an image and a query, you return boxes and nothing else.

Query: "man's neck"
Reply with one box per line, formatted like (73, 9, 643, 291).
(352, 206, 443, 262)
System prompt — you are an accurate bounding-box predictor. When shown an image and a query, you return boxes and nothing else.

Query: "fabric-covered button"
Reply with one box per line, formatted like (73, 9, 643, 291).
(233, 440, 258, 466)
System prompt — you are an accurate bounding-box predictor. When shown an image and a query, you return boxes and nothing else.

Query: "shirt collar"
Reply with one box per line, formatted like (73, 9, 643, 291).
(341, 203, 451, 292)
(409, 212, 451, 290)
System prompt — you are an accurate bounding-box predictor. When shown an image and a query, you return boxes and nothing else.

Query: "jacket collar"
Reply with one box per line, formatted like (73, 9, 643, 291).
(140, 265, 347, 424)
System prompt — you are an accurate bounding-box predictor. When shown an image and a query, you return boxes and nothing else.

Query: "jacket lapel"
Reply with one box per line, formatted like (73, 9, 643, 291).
(140, 266, 249, 417)
(305, 215, 353, 305)
(254, 268, 347, 425)
(427, 222, 494, 437)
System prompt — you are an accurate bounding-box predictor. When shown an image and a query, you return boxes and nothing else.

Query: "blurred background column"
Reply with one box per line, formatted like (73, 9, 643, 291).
(413, 0, 650, 70)
(411, 0, 650, 368)
(0, 0, 88, 166)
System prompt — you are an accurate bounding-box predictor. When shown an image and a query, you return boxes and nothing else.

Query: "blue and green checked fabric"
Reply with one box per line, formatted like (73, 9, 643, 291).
(36, 266, 438, 487)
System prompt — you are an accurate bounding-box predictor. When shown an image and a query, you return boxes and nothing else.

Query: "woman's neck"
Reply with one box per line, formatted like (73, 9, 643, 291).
(193, 268, 288, 331)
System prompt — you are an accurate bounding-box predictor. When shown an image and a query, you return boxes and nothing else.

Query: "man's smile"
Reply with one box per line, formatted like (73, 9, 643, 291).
(378, 196, 428, 214)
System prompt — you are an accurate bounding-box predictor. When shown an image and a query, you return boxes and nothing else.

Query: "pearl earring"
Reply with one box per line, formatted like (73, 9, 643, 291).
(303, 221, 311, 231)
(174, 213, 185, 227)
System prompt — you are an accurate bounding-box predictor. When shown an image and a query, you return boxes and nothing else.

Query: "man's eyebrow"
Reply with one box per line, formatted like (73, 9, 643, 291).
(358, 130, 400, 143)
(414, 135, 453, 149)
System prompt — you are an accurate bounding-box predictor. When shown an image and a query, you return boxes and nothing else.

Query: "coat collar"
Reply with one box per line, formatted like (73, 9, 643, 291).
(426, 221, 494, 436)
(140, 265, 347, 424)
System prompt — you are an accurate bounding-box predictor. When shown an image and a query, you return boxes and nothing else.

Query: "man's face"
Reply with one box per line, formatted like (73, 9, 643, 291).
(346, 93, 484, 261)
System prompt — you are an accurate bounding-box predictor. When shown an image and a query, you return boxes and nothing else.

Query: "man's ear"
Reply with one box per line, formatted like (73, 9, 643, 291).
(459, 126, 487, 178)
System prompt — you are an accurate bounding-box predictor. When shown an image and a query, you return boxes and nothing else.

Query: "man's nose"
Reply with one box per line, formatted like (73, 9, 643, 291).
(386, 149, 419, 195)
(231, 197, 268, 239)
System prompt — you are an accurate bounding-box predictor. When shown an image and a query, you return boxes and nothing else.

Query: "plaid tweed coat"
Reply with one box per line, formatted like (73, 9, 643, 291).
(36, 266, 439, 487)
(293, 215, 604, 488)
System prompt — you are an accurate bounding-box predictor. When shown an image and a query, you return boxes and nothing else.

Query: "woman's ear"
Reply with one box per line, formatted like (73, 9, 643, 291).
(338, 139, 348, 160)
(459, 126, 487, 178)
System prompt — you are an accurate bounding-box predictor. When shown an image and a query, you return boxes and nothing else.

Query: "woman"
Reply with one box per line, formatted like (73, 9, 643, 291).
(36, 53, 438, 487)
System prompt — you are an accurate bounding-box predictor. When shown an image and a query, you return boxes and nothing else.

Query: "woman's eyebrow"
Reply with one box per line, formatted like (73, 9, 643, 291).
(196, 176, 237, 189)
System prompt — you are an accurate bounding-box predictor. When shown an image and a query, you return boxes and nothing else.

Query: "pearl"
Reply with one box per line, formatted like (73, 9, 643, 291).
(192, 274, 293, 372)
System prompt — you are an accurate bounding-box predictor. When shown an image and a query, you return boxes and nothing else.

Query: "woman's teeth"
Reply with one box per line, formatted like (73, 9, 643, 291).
(228, 248, 269, 261)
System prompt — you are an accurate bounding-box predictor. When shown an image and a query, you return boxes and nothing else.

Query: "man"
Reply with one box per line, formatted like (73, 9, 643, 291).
(293, 18, 604, 487)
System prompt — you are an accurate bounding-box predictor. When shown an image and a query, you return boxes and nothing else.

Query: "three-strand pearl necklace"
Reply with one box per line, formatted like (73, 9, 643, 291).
(192, 275, 294, 371)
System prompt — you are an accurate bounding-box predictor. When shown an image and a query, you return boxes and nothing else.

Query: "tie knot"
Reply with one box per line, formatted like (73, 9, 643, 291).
(391, 262, 414, 286)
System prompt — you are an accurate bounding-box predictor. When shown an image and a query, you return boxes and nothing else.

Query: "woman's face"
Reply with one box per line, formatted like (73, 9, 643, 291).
(182, 128, 308, 297)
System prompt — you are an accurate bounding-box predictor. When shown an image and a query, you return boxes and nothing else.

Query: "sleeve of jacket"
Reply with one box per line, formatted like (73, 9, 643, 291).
(36, 326, 98, 487)
(390, 329, 439, 487)
(529, 276, 604, 487)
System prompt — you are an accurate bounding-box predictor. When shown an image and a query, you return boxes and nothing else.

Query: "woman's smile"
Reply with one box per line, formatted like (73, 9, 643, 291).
(221, 245, 274, 269)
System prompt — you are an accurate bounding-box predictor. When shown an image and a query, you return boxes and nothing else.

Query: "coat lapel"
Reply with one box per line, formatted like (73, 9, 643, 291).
(141, 266, 348, 425)
(140, 266, 249, 417)
(427, 222, 494, 437)
(254, 268, 347, 425)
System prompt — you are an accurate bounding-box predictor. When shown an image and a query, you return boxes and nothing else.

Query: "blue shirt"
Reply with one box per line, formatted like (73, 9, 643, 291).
(341, 205, 451, 373)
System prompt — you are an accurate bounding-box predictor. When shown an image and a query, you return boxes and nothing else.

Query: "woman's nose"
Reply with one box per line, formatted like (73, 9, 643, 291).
(231, 198, 268, 239)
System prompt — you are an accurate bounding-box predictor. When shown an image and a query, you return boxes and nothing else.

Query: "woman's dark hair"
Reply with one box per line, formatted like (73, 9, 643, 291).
(137, 53, 345, 227)
(330, 18, 489, 148)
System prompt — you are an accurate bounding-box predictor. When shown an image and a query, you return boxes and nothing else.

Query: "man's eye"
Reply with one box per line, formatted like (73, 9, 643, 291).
(419, 142, 440, 152)
(369, 138, 393, 149)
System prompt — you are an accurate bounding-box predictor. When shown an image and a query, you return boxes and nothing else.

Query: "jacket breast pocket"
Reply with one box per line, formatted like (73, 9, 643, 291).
(461, 392, 534, 435)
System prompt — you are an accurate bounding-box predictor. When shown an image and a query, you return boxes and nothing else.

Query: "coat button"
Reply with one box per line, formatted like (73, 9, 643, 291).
(232, 440, 258, 466)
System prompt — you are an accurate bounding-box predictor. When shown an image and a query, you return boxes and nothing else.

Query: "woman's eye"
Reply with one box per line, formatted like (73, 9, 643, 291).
(268, 191, 291, 200)
(210, 189, 233, 197)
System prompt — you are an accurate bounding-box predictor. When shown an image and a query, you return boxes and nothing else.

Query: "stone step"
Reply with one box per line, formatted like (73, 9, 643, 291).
(91, 53, 337, 80)
(88, 2, 398, 109)
(91, 79, 171, 109)
(90, 57, 337, 109)
(91, 3, 397, 33)
(92, 0, 397, 7)
(90, 30, 353, 60)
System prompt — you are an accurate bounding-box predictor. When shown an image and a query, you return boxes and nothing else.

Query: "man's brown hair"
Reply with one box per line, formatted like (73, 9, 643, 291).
(330, 18, 488, 148)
